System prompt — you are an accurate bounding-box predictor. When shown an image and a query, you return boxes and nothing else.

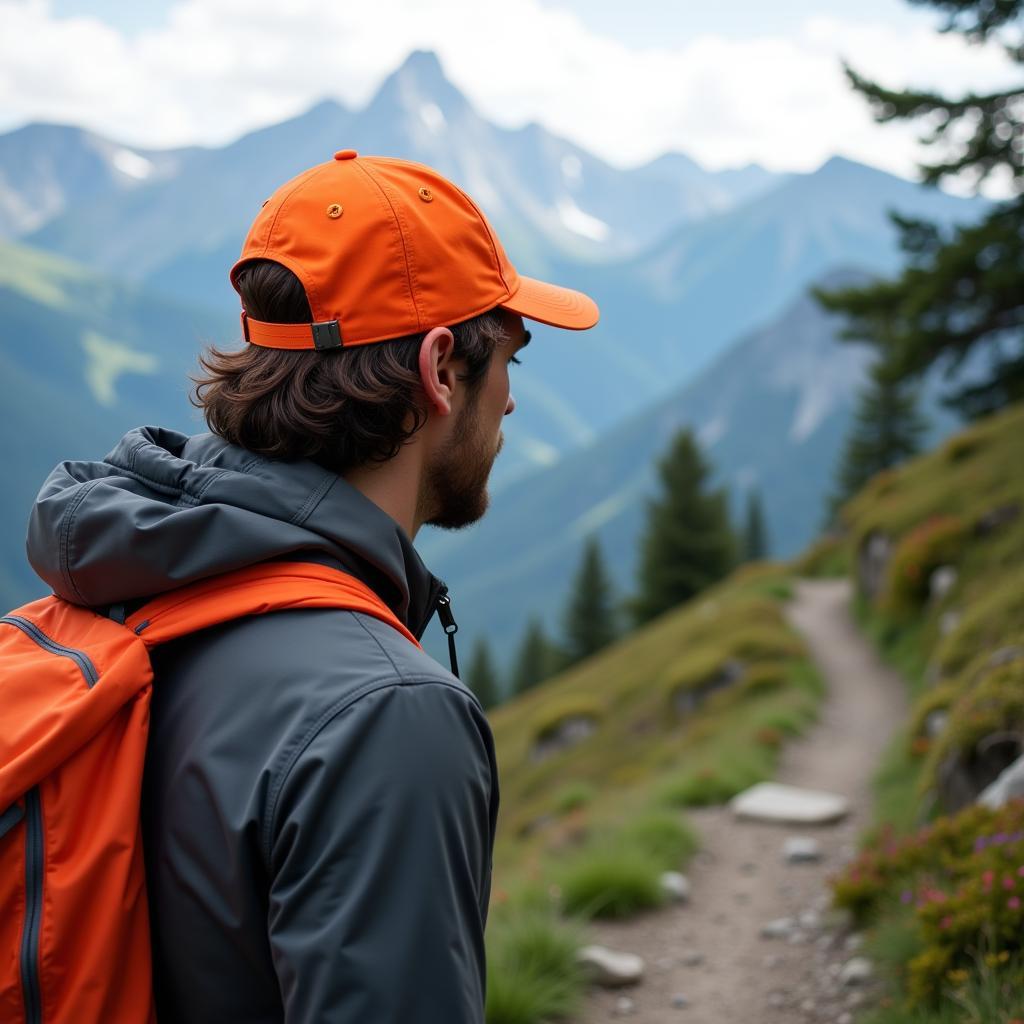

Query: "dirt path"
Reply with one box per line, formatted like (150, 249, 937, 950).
(580, 578, 908, 1023)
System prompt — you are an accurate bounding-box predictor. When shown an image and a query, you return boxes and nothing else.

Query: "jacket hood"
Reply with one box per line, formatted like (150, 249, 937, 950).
(26, 426, 445, 639)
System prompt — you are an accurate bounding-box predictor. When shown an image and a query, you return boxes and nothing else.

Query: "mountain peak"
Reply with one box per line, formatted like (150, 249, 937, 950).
(366, 48, 470, 119)
(396, 49, 446, 78)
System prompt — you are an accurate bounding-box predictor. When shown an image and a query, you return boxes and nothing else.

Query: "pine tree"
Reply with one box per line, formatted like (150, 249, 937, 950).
(511, 616, 560, 695)
(562, 536, 618, 667)
(826, 358, 930, 521)
(630, 428, 737, 625)
(466, 636, 500, 711)
(815, 0, 1024, 418)
(742, 488, 769, 562)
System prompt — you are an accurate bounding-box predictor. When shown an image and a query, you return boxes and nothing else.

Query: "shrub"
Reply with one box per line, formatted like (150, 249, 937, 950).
(920, 658, 1024, 798)
(557, 845, 665, 919)
(881, 515, 968, 619)
(553, 782, 596, 815)
(618, 812, 698, 871)
(832, 800, 1024, 1006)
(657, 752, 771, 808)
(794, 534, 851, 579)
(935, 575, 1024, 677)
(529, 697, 603, 751)
(485, 906, 585, 1024)
(727, 625, 805, 661)
(739, 663, 790, 698)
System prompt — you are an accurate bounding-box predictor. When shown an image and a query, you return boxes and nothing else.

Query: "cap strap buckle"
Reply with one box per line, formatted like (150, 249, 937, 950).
(311, 321, 343, 350)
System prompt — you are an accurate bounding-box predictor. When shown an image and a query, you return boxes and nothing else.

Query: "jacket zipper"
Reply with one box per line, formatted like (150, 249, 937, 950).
(1, 616, 99, 687)
(21, 788, 43, 1024)
(435, 583, 460, 679)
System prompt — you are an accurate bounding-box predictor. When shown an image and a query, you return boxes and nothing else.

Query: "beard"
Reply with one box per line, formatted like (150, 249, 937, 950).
(423, 398, 503, 531)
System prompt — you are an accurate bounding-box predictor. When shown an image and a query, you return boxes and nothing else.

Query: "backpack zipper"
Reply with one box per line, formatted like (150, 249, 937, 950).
(1, 616, 99, 687)
(21, 787, 43, 1024)
(435, 584, 460, 679)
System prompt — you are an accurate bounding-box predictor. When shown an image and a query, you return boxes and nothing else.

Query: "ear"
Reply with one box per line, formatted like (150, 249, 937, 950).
(418, 326, 457, 416)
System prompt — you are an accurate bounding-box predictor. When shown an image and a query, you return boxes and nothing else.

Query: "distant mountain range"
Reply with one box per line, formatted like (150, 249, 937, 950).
(0, 47, 985, 645)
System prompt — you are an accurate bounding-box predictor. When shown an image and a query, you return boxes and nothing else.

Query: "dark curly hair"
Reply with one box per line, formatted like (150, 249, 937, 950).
(192, 259, 510, 473)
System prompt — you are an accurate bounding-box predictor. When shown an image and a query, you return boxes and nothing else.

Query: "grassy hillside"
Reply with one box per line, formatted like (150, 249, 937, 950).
(0, 238, 233, 605)
(798, 402, 1024, 1019)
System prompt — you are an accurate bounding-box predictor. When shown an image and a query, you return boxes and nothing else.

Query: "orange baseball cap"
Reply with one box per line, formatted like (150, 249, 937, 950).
(229, 149, 599, 350)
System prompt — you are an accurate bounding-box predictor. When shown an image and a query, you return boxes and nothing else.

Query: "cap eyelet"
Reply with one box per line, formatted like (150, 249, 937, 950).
(326, 203, 343, 219)
(418, 187, 433, 203)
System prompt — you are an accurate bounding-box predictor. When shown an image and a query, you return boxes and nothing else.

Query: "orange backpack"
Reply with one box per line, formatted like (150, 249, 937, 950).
(0, 561, 420, 1024)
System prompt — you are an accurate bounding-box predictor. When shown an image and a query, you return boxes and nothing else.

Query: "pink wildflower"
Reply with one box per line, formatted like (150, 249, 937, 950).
(1009, 896, 1021, 911)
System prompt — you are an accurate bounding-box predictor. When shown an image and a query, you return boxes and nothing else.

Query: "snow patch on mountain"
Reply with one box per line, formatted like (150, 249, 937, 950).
(570, 473, 648, 539)
(419, 103, 446, 133)
(518, 435, 561, 468)
(556, 197, 609, 241)
(698, 413, 728, 448)
(112, 148, 154, 180)
(561, 154, 582, 183)
(81, 330, 158, 406)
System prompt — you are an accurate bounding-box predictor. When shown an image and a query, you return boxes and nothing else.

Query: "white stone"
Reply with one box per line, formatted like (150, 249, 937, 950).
(784, 837, 824, 863)
(799, 910, 822, 931)
(928, 565, 958, 604)
(979, 754, 1024, 809)
(660, 871, 692, 902)
(732, 783, 850, 824)
(939, 609, 962, 636)
(839, 957, 873, 986)
(614, 995, 636, 1016)
(576, 945, 644, 987)
(761, 917, 797, 940)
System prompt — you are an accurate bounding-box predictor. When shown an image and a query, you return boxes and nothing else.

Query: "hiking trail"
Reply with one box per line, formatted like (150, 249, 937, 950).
(580, 578, 908, 1023)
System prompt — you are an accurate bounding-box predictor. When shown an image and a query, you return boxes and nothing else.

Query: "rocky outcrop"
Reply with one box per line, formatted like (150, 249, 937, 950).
(672, 658, 745, 717)
(856, 531, 892, 602)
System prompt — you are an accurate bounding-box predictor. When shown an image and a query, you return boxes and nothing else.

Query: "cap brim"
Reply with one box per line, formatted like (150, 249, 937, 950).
(499, 275, 599, 331)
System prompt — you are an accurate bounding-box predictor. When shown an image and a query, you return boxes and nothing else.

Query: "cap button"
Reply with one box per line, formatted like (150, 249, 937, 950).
(334, 149, 358, 160)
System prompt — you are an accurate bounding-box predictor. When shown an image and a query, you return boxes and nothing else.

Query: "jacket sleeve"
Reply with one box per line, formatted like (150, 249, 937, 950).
(265, 678, 499, 1024)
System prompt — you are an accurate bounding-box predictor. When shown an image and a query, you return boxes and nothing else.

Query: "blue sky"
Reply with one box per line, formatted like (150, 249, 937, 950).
(5, 0, 1016, 182)
(49, 0, 942, 43)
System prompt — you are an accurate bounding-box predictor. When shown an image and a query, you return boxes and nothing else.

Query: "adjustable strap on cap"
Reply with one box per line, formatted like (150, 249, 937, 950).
(240, 310, 343, 351)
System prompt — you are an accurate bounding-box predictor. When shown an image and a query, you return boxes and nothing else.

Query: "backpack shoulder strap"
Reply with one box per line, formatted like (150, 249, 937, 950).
(124, 561, 421, 650)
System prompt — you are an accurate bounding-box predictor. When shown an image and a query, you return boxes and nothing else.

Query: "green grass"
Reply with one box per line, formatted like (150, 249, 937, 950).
(556, 844, 666, 920)
(485, 906, 585, 1024)
(552, 782, 596, 815)
(617, 812, 698, 871)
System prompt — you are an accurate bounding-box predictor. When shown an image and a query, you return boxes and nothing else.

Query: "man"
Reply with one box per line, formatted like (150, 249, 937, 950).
(25, 150, 598, 1022)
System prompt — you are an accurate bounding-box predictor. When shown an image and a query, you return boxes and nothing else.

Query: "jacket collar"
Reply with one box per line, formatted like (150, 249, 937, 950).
(27, 426, 444, 640)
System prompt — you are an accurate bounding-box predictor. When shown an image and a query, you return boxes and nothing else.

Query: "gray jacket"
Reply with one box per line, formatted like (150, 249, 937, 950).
(26, 426, 498, 1024)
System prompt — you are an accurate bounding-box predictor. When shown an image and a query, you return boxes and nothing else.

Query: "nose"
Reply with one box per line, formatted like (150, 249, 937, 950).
(505, 393, 516, 416)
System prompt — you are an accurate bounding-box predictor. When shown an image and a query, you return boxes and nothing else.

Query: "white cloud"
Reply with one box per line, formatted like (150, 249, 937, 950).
(0, 0, 1017, 187)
